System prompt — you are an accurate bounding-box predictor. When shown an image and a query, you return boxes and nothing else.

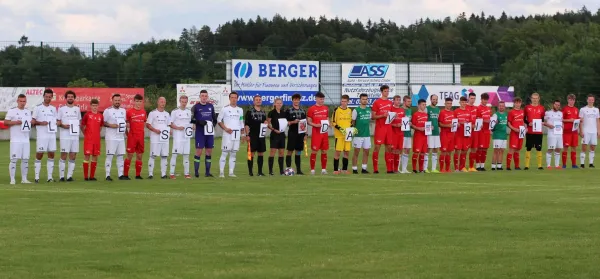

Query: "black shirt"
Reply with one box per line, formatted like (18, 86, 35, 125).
(268, 108, 285, 131)
(244, 107, 267, 137)
(285, 106, 306, 135)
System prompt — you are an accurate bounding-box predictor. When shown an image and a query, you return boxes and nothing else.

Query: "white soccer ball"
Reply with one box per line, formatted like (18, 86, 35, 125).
(284, 167, 295, 176)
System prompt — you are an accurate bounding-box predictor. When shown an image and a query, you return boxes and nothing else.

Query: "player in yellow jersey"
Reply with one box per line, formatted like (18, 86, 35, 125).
(332, 94, 354, 174)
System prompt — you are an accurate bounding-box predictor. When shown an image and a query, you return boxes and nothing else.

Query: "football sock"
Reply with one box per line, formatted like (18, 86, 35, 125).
(83, 161, 89, 179)
(571, 151, 577, 165)
(334, 159, 339, 171)
(423, 154, 429, 171)
(194, 155, 201, 175)
(21, 159, 29, 181)
(228, 152, 237, 174)
(320, 153, 327, 170)
(90, 161, 97, 178)
(67, 160, 75, 178)
(148, 156, 156, 176)
(439, 154, 445, 171)
(268, 156, 274, 173)
(310, 153, 317, 171)
(219, 152, 227, 174)
(372, 151, 379, 172)
(431, 153, 438, 171)
(295, 155, 302, 173)
(47, 159, 54, 180)
(453, 153, 459, 170)
(419, 153, 425, 172)
(561, 151, 567, 166)
(536, 152, 542, 168)
(205, 155, 212, 175)
(116, 155, 124, 177)
(160, 156, 168, 177)
(514, 153, 520, 168)
(278, 157, 284, 174)
(183, 155, 190, 176)
(124, 158, 132, 177)
(525, 151, 531, 168)
(342, 158, 348, 171)
(169, 155, 177, 175)
(257, 156, 264, 174)
(247, 157, 254, 174)
(581, 152, 586, 165)
(34, 159, 41, 180)
(590, 151, 595, 164)
(286, 155, 292, 168)
(412, 153, 418, 172)
(135, 160, 143, 177)
(59, 159, 66, 179)
(460, 153, 467, 170)
(401, 154, 409, 172)
(469, 152, 476, 168)
(546, 152, 552, 167)
(507, 153, 513, 169)
(105, 155, 113, 177)
(554, 152, 561, 168)
(9, 159, 16, 181)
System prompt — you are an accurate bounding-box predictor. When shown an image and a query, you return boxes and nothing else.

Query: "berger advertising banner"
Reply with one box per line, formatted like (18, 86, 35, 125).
(232, 59, 319, 105)
(176, 84, 230, 114)
(341, 64, 396, 107)
(0, 87, 46, 111)
(410, 85, 516, 107)
(50, 88, 144, 112)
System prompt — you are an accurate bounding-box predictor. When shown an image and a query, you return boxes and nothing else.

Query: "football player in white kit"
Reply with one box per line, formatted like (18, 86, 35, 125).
(169, 95, 192, 179)
(218, 92, 246, 177)
(103, 94, 127, 181)
(146, 97, 171, 179)
(57, 90, 81, 181)
(4, 94, 33, 184)
(543, 100, 563, 169)
(579, 94, 600, 168)
(32, 89, 57, 183)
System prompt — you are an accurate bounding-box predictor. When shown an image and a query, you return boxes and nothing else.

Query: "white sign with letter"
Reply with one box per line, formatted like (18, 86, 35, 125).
(69, 121, 80, 136)
(259, 123, 268, 138)
(519, 126, 526, 139)
(297, 119, 306, 134)
(424, 121, 432, 136)
(159, 129, 170, 142)
(117, 121, 126, 134)
(532, 119, 542, 133)
(345, 128, 354, 142)
(278, 118, 289, 133)
(474, 118, 483, 132)
(204, 121, 215, 136)
(489, 115, 497, 130)
(451, 119, 458, 132)
(47, 120, 57, 133)
(184, 125, 193, 138)
(21, 119, 31, 132)
(385, 112, 397, 125)
(401, 117, 411, 131)
(573, 119, 580, 131)
(231, 129, 241, 141)
(320, 120, 330, 134)
(464, 122, 472, 137)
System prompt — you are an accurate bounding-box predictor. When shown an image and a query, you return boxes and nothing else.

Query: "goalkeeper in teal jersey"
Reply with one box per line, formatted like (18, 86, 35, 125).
(491, 101, 509, 170)
(351, 94, 372, 174)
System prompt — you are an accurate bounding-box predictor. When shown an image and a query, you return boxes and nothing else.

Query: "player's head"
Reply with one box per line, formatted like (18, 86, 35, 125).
(90, 99, 99, 113)
(229, 92, 238, 106)
(393, 95, 401, 107)
(567, 93, 576, 107)
(179, 95, 188, 108)
(587, 94, 595, 106)
(468, 92, 476, 105)
(552, 99, 560, 111)
(418, 99, 426, 111)
(17, 93, 26, 109)
(498, 100, 505, 112)
(480, 93, 489, 106)
(199, 90, 209, 104)
(340, 94, 349, 108)
(43, 89, 53, 105)
(403, 95, 411, 108)
(134, 94, 143, 109)
(273, 98, 283, 110)
(292, 93, 301, 107)
(530, 92, 540, 105)
(157, 97, 166, 110)
(459, 96, 467, 108)
(315, 92, 325, 106)
(444, 97, 452, 110)
(380, 85, 389, 99)
(513, 97, 522, 109)
(64, 90, 76, 105)
(112, 94, 121, 108)
(253, 95, 262, 107)
(430, 95, 438, 106)
(359, 93, 368, 106)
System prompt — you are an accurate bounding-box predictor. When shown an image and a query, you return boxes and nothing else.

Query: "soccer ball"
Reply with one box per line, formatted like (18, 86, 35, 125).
(284, 167, 295, 176)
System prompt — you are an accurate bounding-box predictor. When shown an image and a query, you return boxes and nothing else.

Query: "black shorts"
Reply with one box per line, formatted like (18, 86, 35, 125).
(270, 133, 286, 149)
(525, 133, 543, 150)
(250, 136, 267, 153)
(286, 133, 305, 152)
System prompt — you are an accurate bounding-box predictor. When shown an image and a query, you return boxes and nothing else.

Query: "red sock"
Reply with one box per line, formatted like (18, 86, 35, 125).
(514, 153, 520, 168)
(561, 151, 567, 166)
(320, 153, 327, 170)
(480, 150, 487, 166)
(446, 154, 452, 172)
(419, 153, 425, 171)
(469, 152, 476, 168)
(460, 153, 467, 170)
(395, 154, 400, 172)
(383, 153, 390, 172)
(135, 160, 143, 177)
(90, 161, 97, 178)
(310, 153, 317, 170)
(439, 154, 445, 171)
(507, 153, 513, 168)
(372, 151, 379, 172)
(83, 161, 89, 179)
(124, 159, 131, 177)
(571, 151, 577, 166)
(454, 153, 459, 170)
(412, 153, 418, 172)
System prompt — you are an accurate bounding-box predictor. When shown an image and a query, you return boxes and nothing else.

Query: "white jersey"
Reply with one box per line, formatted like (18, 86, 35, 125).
(32, 104, 57, 139)
(218, 105, 244, 131)
(544, 110, 563, 135)
(5, 107, 32, 143)
(147, 109, 171, 143)
(170, 108, 192, 142)
(579, 106, 599, 134)
(103, 106, 127, 141)
(57, 105, 82, 140)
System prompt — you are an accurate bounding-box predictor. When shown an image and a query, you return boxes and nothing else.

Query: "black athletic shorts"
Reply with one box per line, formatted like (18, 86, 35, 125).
(250, 136, 267, 153)
(286, 133, 305, 152)
(270, 133, 286, 149)
(525, 133, 543, 150)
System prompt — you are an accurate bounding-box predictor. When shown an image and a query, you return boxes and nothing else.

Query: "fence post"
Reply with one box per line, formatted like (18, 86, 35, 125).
(452, 52, 456, 85)
(137, 52, 142, 87)
(40, 42, 44, 86)
(91, 42, 95, 87)
(407, 54, 411, 98)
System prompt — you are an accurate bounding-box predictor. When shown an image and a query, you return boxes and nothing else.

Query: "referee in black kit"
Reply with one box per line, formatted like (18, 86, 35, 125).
(285, 93, 307, 175)
(267, 98, 286, 175)
(245, 95, 268, 176)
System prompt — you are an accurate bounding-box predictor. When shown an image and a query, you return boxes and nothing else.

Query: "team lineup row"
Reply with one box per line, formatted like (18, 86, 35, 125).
(3, 87, 600, 184)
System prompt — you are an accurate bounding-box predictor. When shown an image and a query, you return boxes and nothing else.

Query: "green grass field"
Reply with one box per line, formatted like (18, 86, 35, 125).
(2, 138, 600, 279)
(462, 76, 491, 86)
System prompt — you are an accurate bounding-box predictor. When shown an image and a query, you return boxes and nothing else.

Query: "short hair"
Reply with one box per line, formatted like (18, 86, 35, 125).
(179, 95, 188, 100)
(112, 94, 121, 99)
(498, 100, 505, 104)
(567, 94, 576, 100)
(43, 89, 54, 95)
(315, 92, 325, 98)
(134, 94, 143, 101)
(418, 99, 426, 105)
(587, 94, 595, 98)
(553, 99, 560, 103)
(460, 96, 468, 102)
(292, 93, 301, 100)
(17, 94, 26, 99)
(393, 95, 401, 100)
(513, 97, 522, 103)
(403, 96, 411, 101)
(531, 92, 540, 98)
(444, 97, 453, 102)
(64, 90, 76, 99)
(229, 92, 238, 97)
(90, 99, 99, 105)
(253, 94, 262, 100)
(380, 85, 389, 92)
(200, 90, 208, 94)
(341, 94, 349, 101)
(481, 93, 489, 100)
(469, 92, 476, 97)
(359, 93, 368, 99)
(430, 95, 438, 100)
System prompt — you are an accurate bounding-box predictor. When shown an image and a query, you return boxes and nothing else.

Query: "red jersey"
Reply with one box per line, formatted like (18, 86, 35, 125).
(477, 105, 492, 131)
(508, 109, 525, 132)
(439, 109, 454, 133)
(467, 104, 478, 124)
(562, 106, 579, 133)
(372, 98, 393, 127)
(126, 108, 147, 138)
(81, 112, 103, 142)
(307, 105, 329, 134)
(524, 104, 545, 134)
(454, 108, 471, 130)
(390, 106, 406, 132)
(411, 111, 428, 136)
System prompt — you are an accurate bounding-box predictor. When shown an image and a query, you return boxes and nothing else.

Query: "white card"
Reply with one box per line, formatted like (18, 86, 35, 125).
(297, 119, 306, 134)
(424, 121, 432, 136)
(553, 121, 563, 135)
(474, 118, 483, 132)
(204, 121, 215, 136)
(69, 121, 80, 136)
(117, 121, 126, 134)
(259, 123, 268, 138)
(385, 112, 397, 125)
(344, 128, 354, 142)
(278, 118, 289, 133)
(159, 129, 170, 142)
(573, 119, 580, 132)
(47, 120, 57, 133)
(464, 122, 472, 137)
(184, 125, 193, 138)
(400, 117, 411, 131)
(21, 119, 31, 132)
(451, 119, 458, 132)
(519, 126, 526, 139)
(320, 120, 329, 134)
(532, 119, 542, 133)
(489, 115, 497, 130)
(231, 129, 241, 141)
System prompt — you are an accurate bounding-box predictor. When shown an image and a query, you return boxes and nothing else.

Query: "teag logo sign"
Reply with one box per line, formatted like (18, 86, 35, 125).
(348, 64, 389, 78)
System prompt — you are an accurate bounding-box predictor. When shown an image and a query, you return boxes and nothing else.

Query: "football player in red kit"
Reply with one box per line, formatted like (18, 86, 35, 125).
(81, 99, 103, 181)
(466, 92, 479, 171)
(507, 97, 525, 170)
(438, 97, 455, 172)
(371, 85, 394, 173)
(389, 95, 405, 173)
(411, 99, 429, 173)
(124, 94, 147, 180)
(561, 94, 579, 168)
(476, 93, 492, 171)
(454, 96, 472, 172)
(307, 92, 330, 175)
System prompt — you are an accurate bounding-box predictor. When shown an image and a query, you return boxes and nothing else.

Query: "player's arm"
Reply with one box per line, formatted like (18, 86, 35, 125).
(56, 108, 68, 129)
(4, 110, 21, 126)
(331, 108, 344, 133)
(217, 111, 232, 134)
(80, 113, 87, 135)
(579, 109, 585, 136)
(31, 107, 48, 126)
(562, 108, 574, 122)
(244, 110, 251, 139)
(507, 114, 519, 132)
(145, 111, 160, 134)
(103, 110, 118, 128)
(169, 110, 184, 131)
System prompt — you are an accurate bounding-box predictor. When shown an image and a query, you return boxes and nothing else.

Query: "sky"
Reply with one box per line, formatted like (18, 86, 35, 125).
(0, 0, 598, 44)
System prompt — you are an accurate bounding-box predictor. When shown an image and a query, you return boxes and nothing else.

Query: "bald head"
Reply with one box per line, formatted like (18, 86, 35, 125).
(157, 97, 166, 111)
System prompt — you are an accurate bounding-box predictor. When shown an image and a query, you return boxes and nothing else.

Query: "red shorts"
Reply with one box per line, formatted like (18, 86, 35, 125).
(478, 131, 491, 149)
(509, 132, 524, 150)
(470, 131, 480, 149)
(412, 133, 428, 153)
(454, 135, 471, 151)
(440, 132, 455, 152)
(311, 133, 329, 151)
(563, 132, 579, 148)
(374, 125, 393, 145)
(126, 136, 145, 154)
(83, 141, 101, 156)
(391, 130, 404, 150)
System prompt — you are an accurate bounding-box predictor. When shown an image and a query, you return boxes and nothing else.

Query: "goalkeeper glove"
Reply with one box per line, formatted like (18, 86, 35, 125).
(335, 125, 346, 134)
(196, 120, 207, 126)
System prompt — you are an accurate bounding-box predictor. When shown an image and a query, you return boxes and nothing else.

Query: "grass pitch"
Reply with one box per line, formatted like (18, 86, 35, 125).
(1, 138, 600, 279)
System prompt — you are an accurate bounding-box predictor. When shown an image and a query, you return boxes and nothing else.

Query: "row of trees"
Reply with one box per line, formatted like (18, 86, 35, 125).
(1, 7, 600, 106)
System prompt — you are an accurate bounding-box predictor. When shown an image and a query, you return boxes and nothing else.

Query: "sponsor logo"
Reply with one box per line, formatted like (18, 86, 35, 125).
(233, 62, 253, 78)
(348, 64, 389, 78)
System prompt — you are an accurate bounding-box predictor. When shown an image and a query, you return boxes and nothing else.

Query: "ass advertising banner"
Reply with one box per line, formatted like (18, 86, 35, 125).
(341, 64, 396, 107)
(176, 84, 231, 114)
(410, 85, 516, 107)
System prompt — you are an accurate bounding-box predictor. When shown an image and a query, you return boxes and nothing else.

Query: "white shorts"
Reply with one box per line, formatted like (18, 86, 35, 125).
(222, 133, 240, 152)
(106, 140, 126, 155)
(60, 138, 80, 153)
(403, 137, 412, 149)
(10, 142, 31, 160)
(172, 141, 191, 155)
(36, 137, 56, 153)
(352, 137, 371, 149)
(582, 133, 598, 146)
(150, 142, 170, 157)
(427, 135, 441, 149)
(493, 140, 507, 149)
(547, 136, 563, 149)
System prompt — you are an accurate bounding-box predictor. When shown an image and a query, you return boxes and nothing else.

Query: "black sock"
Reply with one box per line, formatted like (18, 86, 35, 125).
(278, 157, 284, 174)
(248, 158, 253, 174)
(334, 159, 339, 171)
(268, 157, 274, 173)
(295, 155, 302, 172)
(342, 158, 349, 170)
(257, 156, 264, 174)
(286, 155, 292, 168)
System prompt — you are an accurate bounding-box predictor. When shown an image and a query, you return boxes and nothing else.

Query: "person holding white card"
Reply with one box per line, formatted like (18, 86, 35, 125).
(169, 95, 193, 179)
(371, 85, 394, 174)
(103, 94, 127, 181)
(523, 93, 546, 170)
(267, 98, 286, 175)
(32, 89, 57, 183)
(475, 93, 493, 171)
(57, 90, 81, 182)
(191, 90, 218, 178)
(400, 95, 413, 174)
(245, 95, 268, 176)
(438, 97, 455, 173)
(4, 94, 33, 184)
(307, 92, 330, 175)
(579, 94, 600, 168)
(218, 92, 246, 178)
(507, 97, 525, 170)
(491, 101, 508, 170)
(411, 99, 429, 173)
(543, 100, 564, 169)
(284, 94, 307, 175)
(146, 97, 171, 179)
(332, 95, 353, 174)
(389, 95, 406, 174)
(561, 94, 580, 168)
(466, 92, 479, 172)
(453, 97, 472, 172)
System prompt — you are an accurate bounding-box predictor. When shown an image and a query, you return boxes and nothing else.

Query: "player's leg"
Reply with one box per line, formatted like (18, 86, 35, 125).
(285, 136, 295, 169)
(170, 141, 180, 178)
(125, 138, 135, 178)
(148, 143, 157, 178)
(535, 135, 543, 169)
(581, 142, 588, 168)
(9, 143, 20, 184)
(277, 148, 285, 175)
(193, 138, 204, 177)
(431, 147, 439, 173)
(320, 135, 329, 175)
(402, 137, 412, 173)
(66, 139, 78, 181)
(256, 139, 266, 176)
(34, 139, 46, 182)
(342, 148, 350, 173)
(351, 137, 362, 174)
(115, 141, 125, 178)
(182, 141, 191, 178)
(83, 152, 91, 180)
(105, 140, 115, 180)
(204, 136, 215, 177)
(374, 143, 383, 173)
(524, 134, 533, 170)
(589, 136, 597, 167)
(47, 139, 56, 181)
(58, 150, 67, 181)
(219, 134, 231, 177)
(570, 133, 579, 168)
(247, 137, 256, 176)
(20, 142, 31, 183)
(293, 135, 305, 175)
(90, 143, 100, 180)
(468, 142, 478, 171)
(268, 146, 276, 175)
(160, 143, 169, 179)
(333, 138, 342, 174)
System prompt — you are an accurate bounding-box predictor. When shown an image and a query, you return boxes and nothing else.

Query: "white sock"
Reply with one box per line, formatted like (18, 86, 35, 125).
(554, 152, 561, 168)
(67, 159, 75, 178)
(423, 154, 429, 170)
(590, 151, 595, 164)
(352, 165, 358, 170)
(9, 159, 17, 181)
(148, 156, 156, 176)
(229, 151, 237, 174)
(183, 155, 190, 175)
(362, 164, 367, 170)
(47, 159, 54, 179)
(581, 152, 586, 165)
(546, 152, 552, 167)
(401, 154, 409, 171)
(21, 159, 29, 181)
(117, 155, 124, 177)
(497, 163, 502, 168)
(431, 153, 438, 171)
(220, 152, 228, 174)
(170, 154, 178, 175)
(160, 156, 168, 177)
(35, 160, 41, 180)
(105, 155, 113, 177)
(59, 159, 66, 179)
